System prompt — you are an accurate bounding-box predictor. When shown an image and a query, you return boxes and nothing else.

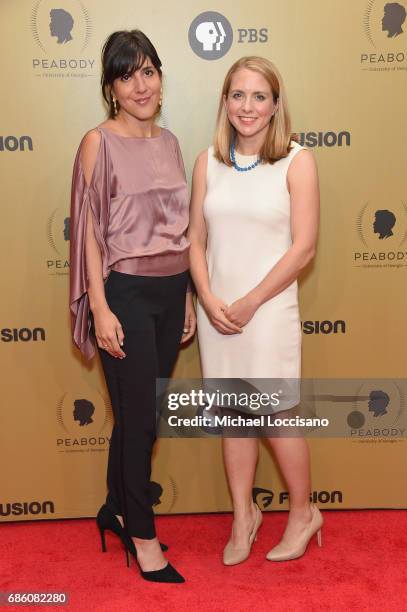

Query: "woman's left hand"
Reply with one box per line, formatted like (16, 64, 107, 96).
(224, 294, 260, 328)
(180, 291, 197, 343)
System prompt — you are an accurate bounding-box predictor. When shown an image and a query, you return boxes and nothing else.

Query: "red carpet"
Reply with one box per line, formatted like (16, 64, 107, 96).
(1, 511, 406, 611)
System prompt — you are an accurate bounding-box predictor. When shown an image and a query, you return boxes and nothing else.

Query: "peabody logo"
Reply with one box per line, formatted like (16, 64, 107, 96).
(361, 1, 407, 70)
(31, 0, 95, 78)
(150, 475, 178, 513)
(56, 390, 113, 452)
(353, 201, 407, 268)
(46, 208, 70, 275)
(347, 382, 406, 439)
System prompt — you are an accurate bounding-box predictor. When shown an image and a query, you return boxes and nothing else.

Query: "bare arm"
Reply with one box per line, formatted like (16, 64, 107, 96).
(225, 149, 320, 325)
(188, 151, 241, 334)
(187, 150, 211, 301)
(80, 129, 125, 358)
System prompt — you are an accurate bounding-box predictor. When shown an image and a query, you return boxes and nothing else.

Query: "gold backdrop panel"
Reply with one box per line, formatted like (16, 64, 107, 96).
(1, 0, 406, 522)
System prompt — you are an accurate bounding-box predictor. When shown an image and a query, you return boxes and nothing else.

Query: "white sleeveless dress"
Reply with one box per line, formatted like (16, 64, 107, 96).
(197, 142, 304, 413)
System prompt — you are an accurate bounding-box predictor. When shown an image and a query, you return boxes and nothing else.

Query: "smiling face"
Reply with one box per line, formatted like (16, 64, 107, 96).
(224, 67, 277, 143)
(111, 57, 162, 122)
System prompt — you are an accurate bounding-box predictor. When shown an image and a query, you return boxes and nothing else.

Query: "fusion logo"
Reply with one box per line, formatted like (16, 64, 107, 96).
(252, 487, 274, 509)
(1, 327, 45, 342)
(30, 0, 95, 78)
(0, 500, 55, 517)
(0, 136, 33, 152)
(302, 320, 346, 334)
(253, 488, 343, 506)
(189, 12, 268, 60)
(361, 1, 407, 71)
(297, 131, 350, 148)
(56, 390, 113, 453)
(353, 201, 407, 268)
(347, 382, 406, 439)
(46, 208, 69, 275)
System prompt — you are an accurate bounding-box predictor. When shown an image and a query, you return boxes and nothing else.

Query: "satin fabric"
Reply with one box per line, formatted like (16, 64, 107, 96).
(69, 127, 189, 359)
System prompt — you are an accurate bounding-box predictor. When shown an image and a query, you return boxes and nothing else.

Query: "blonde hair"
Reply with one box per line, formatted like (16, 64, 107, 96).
(214, 56, 297, 166)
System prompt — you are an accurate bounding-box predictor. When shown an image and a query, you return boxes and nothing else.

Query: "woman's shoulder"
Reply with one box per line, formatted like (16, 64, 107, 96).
(287, 138, 315, 163)
(74, 127, 106, 181)
(81, 127, 102, 149)
(77, 127, 104, 161)
(286, 139, 317, 177)
(288, 139, 303, 153)
(160, 127, 178, 142)
(194, 148, 210, 169)
(195, 146, 215, 166)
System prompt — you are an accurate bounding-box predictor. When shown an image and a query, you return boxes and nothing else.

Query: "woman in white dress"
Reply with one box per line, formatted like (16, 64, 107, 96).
(188, 57, 321, 565)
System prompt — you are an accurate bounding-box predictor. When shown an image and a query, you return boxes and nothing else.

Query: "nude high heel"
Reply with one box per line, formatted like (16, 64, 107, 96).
(266, 503, 323, 562)
(223, 503, 262, 566)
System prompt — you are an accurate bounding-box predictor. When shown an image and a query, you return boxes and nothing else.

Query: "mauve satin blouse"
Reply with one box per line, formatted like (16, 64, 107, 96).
(69, 126, 190, 359)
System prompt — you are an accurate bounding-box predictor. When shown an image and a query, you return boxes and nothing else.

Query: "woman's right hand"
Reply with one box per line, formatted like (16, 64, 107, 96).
(200, 292, 242, 335)
(93, 306, 126, 358)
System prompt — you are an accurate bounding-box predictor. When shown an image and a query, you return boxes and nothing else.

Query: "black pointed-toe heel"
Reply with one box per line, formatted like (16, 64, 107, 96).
(125, 542, 185, 583)
(141, 562, 185, 584)
(96, 504, 168, 554)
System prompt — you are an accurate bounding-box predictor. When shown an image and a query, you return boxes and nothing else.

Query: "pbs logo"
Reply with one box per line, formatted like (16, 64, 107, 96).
(189, 12, 269, 60)
(188, 11, 233, 60)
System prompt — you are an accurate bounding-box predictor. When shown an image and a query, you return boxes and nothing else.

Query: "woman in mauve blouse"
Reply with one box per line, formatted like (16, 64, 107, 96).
(69, 30, 195, 584)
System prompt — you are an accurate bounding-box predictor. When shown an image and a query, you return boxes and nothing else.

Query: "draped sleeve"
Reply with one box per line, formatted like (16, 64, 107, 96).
(69, 130, 111, 359)
(171, 133, 193, 294)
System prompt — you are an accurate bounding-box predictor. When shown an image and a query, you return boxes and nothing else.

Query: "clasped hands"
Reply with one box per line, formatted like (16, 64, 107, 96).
(201, 291, 260, 335)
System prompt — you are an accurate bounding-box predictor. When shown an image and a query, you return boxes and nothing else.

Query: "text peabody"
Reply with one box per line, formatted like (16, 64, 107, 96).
(167, 390, 281, 411)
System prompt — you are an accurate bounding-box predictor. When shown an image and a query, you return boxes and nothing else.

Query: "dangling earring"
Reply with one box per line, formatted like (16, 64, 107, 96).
(112, 96, 118, 116)
(159, 87, 163, 108)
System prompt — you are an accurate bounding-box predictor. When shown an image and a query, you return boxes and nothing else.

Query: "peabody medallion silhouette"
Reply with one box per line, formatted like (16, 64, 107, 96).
(49, 8, 74, 43)
(150, 474, 178, 513)
(373, 209, 396, 239)
(382, 2, 406, 37)
(368, 390, 390, 416)
(356, 201, 407, 247)
(73, 398, 94, 426)
(57, 390, 111, 435)
(347, 382, 406, 431)
(47, 208, 70, 256)
(364, 0, 406, 47)
(63, 217, 70, 241)
(149, 481, 163, 506)
(31, 0, 91, 53)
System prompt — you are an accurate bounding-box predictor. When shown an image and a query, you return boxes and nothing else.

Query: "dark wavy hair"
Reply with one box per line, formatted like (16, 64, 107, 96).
(101, 30, 162, 118)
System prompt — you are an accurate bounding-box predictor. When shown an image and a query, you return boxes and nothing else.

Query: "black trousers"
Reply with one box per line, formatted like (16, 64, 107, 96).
(97, 269, 188, 538)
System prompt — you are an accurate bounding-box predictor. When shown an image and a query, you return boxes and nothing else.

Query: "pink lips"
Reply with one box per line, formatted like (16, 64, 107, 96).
(238, 116, 257, 123)
(134, 96, 151, 105)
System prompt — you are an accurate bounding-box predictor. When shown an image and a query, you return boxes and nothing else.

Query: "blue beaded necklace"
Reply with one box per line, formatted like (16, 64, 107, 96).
(230, 139, 261, 172)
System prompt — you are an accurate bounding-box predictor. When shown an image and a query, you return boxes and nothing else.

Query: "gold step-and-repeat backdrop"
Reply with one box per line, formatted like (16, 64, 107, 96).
(1, 0, 406, 521)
